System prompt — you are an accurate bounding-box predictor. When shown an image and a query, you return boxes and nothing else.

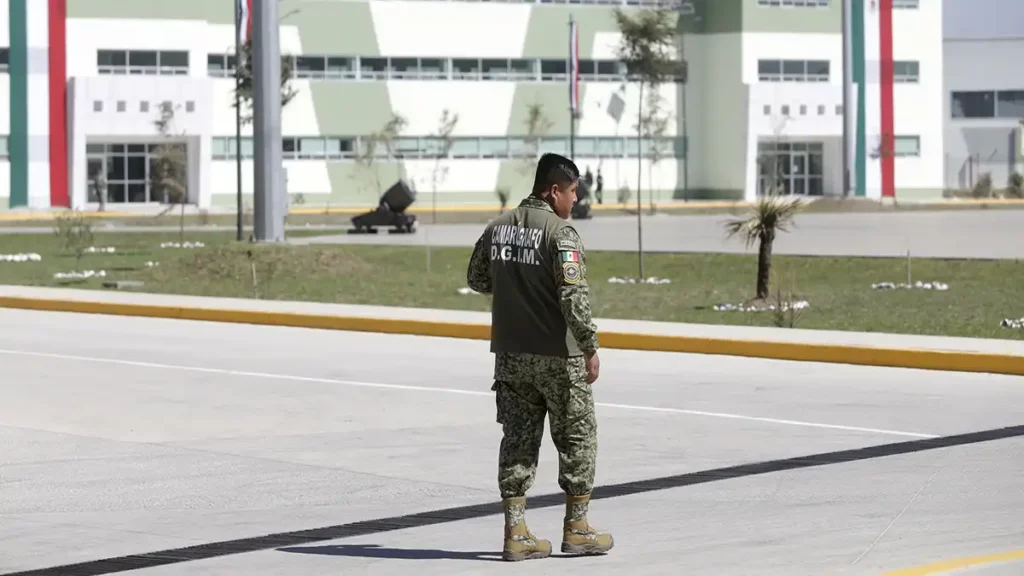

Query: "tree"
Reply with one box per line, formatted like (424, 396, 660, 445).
(353, 114, 409, 200)
(504, 101, 554, 212)
(613, 6, 683, 280)
(724, 109, 803, 300)
(723, 192, 803, 301)
(637, 87, 672, 213)
(152, 101, 190, 243)
(516, 102, 554, 181)
(430, 108, 459, 224)
(232, 37, 298, 125)
(426, 109, 459, 273)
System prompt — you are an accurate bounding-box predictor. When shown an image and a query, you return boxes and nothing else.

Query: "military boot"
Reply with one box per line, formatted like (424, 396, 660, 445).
(501, 496, 552, 562)
(561, 493, 614, 555)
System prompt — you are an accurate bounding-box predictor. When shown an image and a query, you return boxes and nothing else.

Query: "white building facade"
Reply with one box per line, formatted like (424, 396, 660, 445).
(0, 0, 947, 211)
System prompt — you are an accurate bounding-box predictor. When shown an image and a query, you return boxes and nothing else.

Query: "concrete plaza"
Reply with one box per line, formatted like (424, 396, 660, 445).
(2, 306, 1023, 574)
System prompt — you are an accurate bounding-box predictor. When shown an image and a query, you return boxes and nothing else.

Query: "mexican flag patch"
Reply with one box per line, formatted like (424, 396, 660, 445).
(560, 250, 579, 263)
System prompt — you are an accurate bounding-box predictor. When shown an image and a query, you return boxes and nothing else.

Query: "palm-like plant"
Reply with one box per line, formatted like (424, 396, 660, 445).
(724, 189, 803, 301)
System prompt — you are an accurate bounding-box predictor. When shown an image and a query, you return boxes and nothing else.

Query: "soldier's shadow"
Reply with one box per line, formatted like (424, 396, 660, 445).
(278, 544, 504, 562)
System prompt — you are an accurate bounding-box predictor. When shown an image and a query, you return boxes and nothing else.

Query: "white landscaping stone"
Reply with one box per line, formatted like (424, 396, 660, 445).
(0, 253, 42, 262)
(713, 300, 810, 313)
(160, 241, 206, 249)
(608, 276, 672, 285)
(54, 270, 107, 280)
(872, 280, 949, 291)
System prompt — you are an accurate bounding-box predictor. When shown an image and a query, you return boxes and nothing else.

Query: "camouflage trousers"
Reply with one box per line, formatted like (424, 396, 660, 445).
(491, 352, 598, 499)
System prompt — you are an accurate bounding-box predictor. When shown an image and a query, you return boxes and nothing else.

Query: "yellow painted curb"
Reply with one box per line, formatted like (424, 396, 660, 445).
(883, 549, 1024, 575)
(1, 295, 1022, 376)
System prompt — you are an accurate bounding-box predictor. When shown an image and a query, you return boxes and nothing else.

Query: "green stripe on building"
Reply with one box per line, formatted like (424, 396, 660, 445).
(8, 0, 28, 208)
(852, 0, 866, 198)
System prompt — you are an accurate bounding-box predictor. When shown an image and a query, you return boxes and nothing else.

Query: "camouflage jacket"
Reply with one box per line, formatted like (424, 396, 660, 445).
(466, 196, 598, 380)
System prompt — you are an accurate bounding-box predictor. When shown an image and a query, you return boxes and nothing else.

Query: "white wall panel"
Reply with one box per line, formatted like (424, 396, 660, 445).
(742, 33, 842, 85)
(386, 82, 515, 136)
(0, 0, 9, 46)
(404, 159, 501, 195)
(67, 18, 210, 78)
(0, 163, 10, 201)
(893, 0, 943, 190)
(370, 1, 531, 58)
(203, 23, 304, 56)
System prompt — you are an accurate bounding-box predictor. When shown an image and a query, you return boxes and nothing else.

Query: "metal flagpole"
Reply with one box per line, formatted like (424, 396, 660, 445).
(234, 0, 245, 241)
(252, 0, 285, 242)
(841, 0, 853, 197)
(569, 17, 577, 160)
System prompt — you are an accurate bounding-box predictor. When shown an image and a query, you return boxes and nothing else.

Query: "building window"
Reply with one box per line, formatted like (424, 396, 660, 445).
(0, 48, 9, 73)
(295, 56, 327, 79)
(98, 49, 189, 75)
(893, 136, 920, 157)
(93, 100, 103, 112)
(757, 0, 829, 6)
(87, 142, 186, 204)
(951, 90, 996, 118)
(0, 135, 9, 159)
(211, 135, 688, 161)
(996, 90, 1024, 119)
(204, 53, 675, 84)
(758, 59, 829, 82)
(893, 61, 919, 83)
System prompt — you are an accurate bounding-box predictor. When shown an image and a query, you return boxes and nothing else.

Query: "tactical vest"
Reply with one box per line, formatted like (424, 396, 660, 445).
(485, 199, 582, 358)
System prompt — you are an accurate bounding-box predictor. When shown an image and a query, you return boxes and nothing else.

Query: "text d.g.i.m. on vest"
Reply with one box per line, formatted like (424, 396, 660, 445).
(491, 224, 544, 266)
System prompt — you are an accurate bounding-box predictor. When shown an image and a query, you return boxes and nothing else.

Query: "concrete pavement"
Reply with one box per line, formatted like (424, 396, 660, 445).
(3, 208, 1023, 259)
(294, 209, 1024, 259)
(2, 284, 1023, 357)
(1, 308, 1023, 575)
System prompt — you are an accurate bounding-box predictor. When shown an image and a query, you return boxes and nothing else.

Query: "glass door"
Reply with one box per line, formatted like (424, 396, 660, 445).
(789, 151, 807, 196)
(86, 157, 105, 203)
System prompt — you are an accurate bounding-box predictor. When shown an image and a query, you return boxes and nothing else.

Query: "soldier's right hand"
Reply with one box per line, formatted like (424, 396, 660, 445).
(584, 350, 600, 385)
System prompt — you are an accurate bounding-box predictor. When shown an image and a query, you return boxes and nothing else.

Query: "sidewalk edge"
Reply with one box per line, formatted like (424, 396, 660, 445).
(1, 295, 1021, 376)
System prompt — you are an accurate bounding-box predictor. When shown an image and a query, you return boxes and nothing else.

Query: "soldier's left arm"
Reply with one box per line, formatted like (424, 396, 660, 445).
(551, 227, 599, 351)
(466, 233, 493, 295)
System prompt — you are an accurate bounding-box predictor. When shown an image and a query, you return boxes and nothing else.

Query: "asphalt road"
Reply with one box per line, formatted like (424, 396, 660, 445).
(2, 309, 1023, 574)
(295, 210, 1024, 259)
(3, 210, 1023, 259)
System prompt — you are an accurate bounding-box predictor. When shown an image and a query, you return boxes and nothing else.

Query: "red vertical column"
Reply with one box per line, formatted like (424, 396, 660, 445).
(48, 0, 68, 207)
(879, 0, 895, 198)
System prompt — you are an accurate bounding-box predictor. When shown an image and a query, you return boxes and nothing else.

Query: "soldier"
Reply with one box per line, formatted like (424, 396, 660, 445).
(466, 153, 614, 562)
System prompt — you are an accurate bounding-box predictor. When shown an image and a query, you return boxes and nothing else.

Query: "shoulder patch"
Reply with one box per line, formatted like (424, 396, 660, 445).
(556, 240, 578, 251)
(562, 261, 581, 285)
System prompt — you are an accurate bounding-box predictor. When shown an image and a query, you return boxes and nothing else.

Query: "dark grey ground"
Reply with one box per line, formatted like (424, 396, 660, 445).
(3, 209, 1024, 259)
(293, 210, 1024, 259)
(2, 308, 1023, 575)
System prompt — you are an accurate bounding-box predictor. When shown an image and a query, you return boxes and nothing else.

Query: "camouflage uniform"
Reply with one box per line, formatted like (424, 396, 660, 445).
(466, 196, 599, 499)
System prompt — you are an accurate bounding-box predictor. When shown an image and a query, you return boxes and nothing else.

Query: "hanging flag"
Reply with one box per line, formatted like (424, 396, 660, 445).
(236, 0, 252, 66)
(569, 19, 579, 115)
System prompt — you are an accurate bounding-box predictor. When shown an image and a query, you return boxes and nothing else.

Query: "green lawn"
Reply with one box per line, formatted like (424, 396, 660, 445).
(0, 230, 1021, 340)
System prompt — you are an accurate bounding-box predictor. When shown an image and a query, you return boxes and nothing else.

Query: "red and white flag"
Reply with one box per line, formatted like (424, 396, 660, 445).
(237, 0, 252, 57)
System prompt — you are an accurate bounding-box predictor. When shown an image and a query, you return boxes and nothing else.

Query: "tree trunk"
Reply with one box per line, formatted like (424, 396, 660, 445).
(636, 81, 645, 281)
(756, 229, 774, 299)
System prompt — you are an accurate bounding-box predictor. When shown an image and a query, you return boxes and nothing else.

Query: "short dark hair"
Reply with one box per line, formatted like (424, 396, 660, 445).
(531, 153, 579, 196)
